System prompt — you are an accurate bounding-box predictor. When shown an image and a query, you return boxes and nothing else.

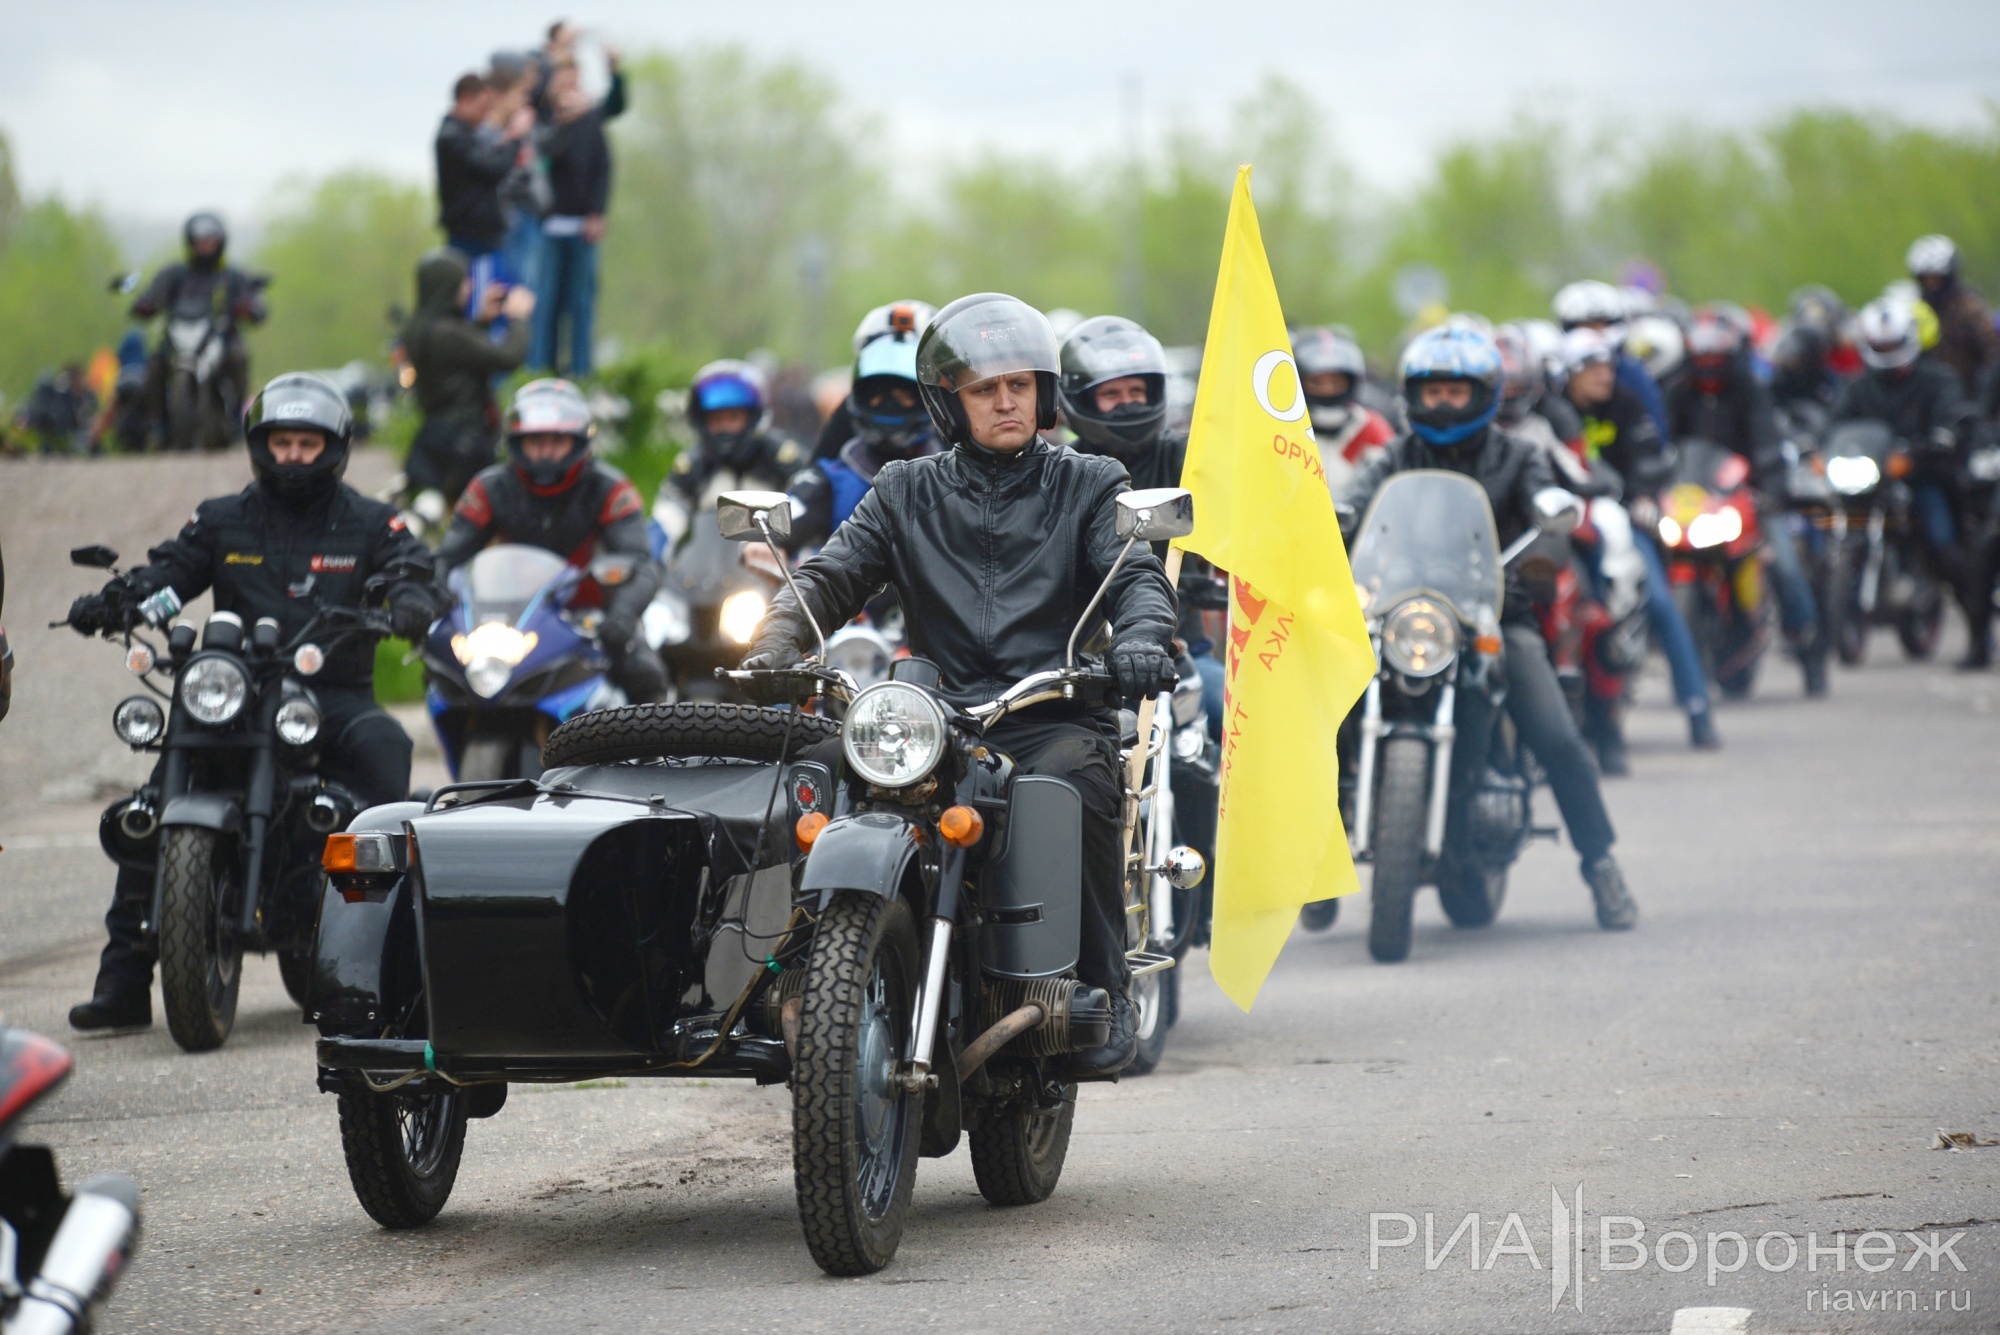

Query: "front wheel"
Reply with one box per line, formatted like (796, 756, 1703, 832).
(1898, 564, 1946, 660)
(157, 826, 242, 1051)
(1298, 898, 1340, 932)
(792, 891, 921, 1276)
(1125, 967, 1176, 1077)
(336, 1084, 468, 1228)
(1367, 737, 1429, 964)
(968, 1081, 1076, 1206)
(1830, 542, 1868, 665)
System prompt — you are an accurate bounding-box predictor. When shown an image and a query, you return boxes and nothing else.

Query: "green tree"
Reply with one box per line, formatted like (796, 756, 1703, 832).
(246, 169, 434, 377)
(0, 200, 125, 405)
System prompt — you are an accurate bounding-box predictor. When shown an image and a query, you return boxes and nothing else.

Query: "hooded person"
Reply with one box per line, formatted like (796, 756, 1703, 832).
(400, 247, 536, 507)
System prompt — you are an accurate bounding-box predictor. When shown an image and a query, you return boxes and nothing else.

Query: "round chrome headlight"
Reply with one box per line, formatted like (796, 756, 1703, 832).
(1826, 454, 1880, 495)
(1380, 598, 1461, 678)
(842, 681, 948, 788)
(113, 695, 166, 746)
(275, 697, 321, 747)
(178, 655, 249, 725)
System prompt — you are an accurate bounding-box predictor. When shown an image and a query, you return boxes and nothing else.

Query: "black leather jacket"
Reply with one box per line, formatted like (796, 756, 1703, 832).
(125, 482, 442, 687)
(757, 437, 1177, 713)
(1342, 426, 1557, 623)
(1833, 359, 1979, 463)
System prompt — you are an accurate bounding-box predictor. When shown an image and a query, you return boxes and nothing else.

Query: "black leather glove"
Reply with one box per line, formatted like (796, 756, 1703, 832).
(1109, 638, 1177, 703)
(599, 610, 639, 652)
(67, 591, 119, 636)
(388, 596, 435, 644)
(738, 641, 803, 705)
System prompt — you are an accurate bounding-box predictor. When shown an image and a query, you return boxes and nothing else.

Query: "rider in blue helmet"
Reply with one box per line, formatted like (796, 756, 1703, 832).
(650, 359, 805, 557)
(1342, 322, 1637, 932)
(786, 311, 941, 548)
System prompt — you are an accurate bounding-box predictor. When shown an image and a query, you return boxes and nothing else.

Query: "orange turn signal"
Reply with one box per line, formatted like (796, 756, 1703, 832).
(795, 811, 829, 852)
(939, 805, 985, 849)
(1474, 633, 1502, 656)
(322, 832, 403, 875)
(1886, 450, 1913, 480)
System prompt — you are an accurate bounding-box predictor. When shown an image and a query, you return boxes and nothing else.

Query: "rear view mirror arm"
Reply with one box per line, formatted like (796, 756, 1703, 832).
(758, 514, 825, 664)
(1066, 535, 1138, 670)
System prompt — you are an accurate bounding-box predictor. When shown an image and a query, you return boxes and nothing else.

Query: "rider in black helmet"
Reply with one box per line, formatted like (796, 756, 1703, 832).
(63, 372, 443, 1033)
(128, 212, 268, 448)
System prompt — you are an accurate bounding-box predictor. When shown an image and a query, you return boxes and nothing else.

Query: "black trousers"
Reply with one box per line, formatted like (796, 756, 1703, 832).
(984, 715, 1129, 993)
(93, 687, 413, 998)
(1455, 625, 1616, 864)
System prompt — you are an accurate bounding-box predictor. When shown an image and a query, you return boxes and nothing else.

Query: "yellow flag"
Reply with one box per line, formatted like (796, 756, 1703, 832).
(1175, 166, 1376, 1010)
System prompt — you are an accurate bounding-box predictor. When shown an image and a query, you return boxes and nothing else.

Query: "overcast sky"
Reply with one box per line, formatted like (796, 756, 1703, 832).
(4, 0, 1998, 232)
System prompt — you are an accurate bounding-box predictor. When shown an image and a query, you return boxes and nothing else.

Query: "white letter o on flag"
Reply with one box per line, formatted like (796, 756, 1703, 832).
(1251, 350, 1307, 423)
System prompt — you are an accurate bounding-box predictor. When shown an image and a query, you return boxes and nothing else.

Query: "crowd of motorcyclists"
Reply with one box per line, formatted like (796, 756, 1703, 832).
(47, 227, 2000, 1057)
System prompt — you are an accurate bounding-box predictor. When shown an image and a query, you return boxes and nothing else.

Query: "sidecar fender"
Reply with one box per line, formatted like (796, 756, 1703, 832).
(307, 801, 426, 1033)
(798, 812, 926, 910)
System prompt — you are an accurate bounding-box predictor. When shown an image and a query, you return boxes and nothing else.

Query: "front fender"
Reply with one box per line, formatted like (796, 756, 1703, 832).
(798, 812, 926, 910)
(159, 792, 242, 834)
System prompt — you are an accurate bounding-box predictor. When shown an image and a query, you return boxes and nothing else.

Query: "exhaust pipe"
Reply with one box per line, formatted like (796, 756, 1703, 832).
(8, 1172, 141, 1335)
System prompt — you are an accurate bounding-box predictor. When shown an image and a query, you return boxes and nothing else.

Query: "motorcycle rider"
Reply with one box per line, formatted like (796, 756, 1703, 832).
(787, 307, 941, 549)
(811, 300, 938, 464)
(1833, 298, 1988, 668)
(438, 378, 670, 702)
(1554, 279, 1669, 440)
(1667, 308, 1828, 695)
(1343, 325, 1636, 930)
(128, 213, 267, 448)
(1564, 327, 1722, 747)
(1906, 235, 1999, 401)
(400, 248, 536, 512)
(1293, 326, 1394, 484)
(653, 360, 806, 557)
(743, 292, 1180, 1075)
(64, 373, 443, 1032)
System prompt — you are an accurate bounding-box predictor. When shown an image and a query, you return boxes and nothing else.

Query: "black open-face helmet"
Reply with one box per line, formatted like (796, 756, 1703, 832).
(1058, 315, 1167, 456)
(915, 293, 1060, 447)
(245, 372, 353, 505)
(505, 377, 596, 492)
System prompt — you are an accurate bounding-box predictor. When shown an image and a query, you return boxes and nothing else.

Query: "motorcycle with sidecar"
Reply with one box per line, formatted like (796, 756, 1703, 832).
(309, 487, 1205, 1276)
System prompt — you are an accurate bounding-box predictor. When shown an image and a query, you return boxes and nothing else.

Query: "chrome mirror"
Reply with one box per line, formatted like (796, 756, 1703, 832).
(717, 491, 794, 543)
(1116, 488, 1195, 543)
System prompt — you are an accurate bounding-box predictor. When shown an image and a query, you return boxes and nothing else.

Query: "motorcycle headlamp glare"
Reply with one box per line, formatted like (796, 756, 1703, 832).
(113, 695, 166, 746)
(1826, 454, 1880, 495)
(719, 590, 768, 646)
(467, 657, 514, 699)
(1686, 508, 1744, 550)
(842, 682, 948, 788)
(178, 655, 249, 725)
(275, 697, 322, 747)
(1379, 598, 1461, 678)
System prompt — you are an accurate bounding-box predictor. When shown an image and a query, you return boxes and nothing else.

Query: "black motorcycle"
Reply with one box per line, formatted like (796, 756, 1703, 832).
(1, 1027, 141, 1333)
(649, 510, 785, 702)
(1344, 471, 1578, 964)
(113, 270, 269, 453)
(1817, 420, 1948, 663)
(65, 544, 394, 1051)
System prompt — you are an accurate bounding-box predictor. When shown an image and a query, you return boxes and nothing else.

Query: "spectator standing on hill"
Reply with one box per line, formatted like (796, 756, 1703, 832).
(435, 72, 533, 261)
(532, 53, 625, 377)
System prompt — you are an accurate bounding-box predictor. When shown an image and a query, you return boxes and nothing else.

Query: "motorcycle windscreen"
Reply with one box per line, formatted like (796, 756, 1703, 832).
(460, 544, 570, 627)
(666, 512, 753, 607)
(979, 775, 1082, 980)
(1671, 437, 1750, 491)
(1824, 420, 1894, 463)
(1349, 470, 1503, 627)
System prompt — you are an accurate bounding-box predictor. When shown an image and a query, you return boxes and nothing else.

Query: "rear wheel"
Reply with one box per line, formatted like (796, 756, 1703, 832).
(1437, 859, 1507, 929)
(792, 891, 920, 1276)
(968, 1081, 1076, 1206)
(336, 1083, 467, 1229)
(157, 827, 242, 1052)
(1126, 967, 1175, 1076)
(1367, 738, 1429, 964)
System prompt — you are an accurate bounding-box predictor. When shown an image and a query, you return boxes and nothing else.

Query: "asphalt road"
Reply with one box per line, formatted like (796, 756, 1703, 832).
(3, 642, 1997, 1334)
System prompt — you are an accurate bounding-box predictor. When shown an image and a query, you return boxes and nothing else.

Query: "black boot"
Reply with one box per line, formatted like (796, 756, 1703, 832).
(69, 991, 152, 1033)
(1064, 990, 1136, 1078)
(1582, 855, 1638, 930)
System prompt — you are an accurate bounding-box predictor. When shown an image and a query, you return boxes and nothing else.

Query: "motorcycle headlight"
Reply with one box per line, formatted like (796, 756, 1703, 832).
(1171, 673, 1206, 728)
(468, 657, 514, 699)
(720, 590, 768, 646)
(1172, 722, 1207, 761)
(1826, 454, 1880, 495)
(178, 655, 248, 725)
(275, 697, 321, 747)
(1657, 515, 1683, 547)
(1686, 508, 1744, 550)
(113, 695, 165, 746)
(644, 594, 691, 648)
(842, 681, 948, 788)
(1379, 598, 1460, 678)
(451, 622, 537, 666)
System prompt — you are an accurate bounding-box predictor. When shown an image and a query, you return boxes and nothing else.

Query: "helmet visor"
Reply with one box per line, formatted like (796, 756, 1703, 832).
(918, 295, 1059, 392)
